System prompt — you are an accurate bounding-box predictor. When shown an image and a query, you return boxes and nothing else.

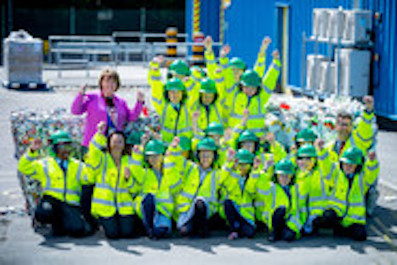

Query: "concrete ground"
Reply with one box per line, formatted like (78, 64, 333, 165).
(0, 67, 396, 265)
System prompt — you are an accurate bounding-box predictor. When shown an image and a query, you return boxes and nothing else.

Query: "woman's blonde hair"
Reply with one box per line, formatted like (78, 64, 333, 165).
(98, 69, 120, 91)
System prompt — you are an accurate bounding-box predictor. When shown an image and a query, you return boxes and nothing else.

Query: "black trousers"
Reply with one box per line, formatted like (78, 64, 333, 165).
(35, 195, 90, 237)
(141, 193, 170, 238)
(99, 214, 135, 239)
(314, 210, 367, 241)
(224, 199, 255, 238)
(270, 207, 296, 241)
(81, 185, 98, 234)
(334, 223, 367, 241)
(179, 199, 208, 237)
(311, 209, 341, 236)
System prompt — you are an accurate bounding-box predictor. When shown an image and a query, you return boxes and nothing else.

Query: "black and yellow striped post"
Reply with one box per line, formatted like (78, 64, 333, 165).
(192, 31, 205, 66)
(193, 0, 201, 33)
(166, 27, 178, 66)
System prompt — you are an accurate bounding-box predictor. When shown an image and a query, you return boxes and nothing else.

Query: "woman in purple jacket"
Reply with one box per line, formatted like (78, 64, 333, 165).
(71, 69, 145, 150)
(71, 69, 144, 231)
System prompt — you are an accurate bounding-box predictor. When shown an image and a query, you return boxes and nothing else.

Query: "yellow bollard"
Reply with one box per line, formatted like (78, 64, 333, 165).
(166, 27, 178, 66)
(192, 31, 205, 66)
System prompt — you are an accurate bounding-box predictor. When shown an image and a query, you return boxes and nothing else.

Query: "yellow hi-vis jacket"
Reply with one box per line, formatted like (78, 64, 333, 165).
(226, 60, 282, 136)
(191, 99, 227, 132)
(220, 164, 263, 226)
(148, 70, 193, 143)
(18, 149, 90, 206)
(296, 148, 339, 219)
(255, 178, 308, 238)
(130, 148, 183, 220)
(326, 110, 377, 162)
(175, 164, 226, 219)
(148, 60, 199, 112)
(328, 158, 379, 227)
(85, 132, 138, 218)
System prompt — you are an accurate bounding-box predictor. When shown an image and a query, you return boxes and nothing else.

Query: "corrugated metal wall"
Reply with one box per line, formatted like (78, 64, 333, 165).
(185, 0, 397, 119)
(367, 0, 397, 119)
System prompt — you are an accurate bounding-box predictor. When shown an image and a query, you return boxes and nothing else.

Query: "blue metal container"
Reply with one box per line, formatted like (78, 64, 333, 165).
(185, 0, 397, 119)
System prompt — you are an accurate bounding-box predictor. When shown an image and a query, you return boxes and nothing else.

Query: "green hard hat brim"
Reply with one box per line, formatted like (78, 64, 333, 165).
(296, 137, 316, 143)
(198, 146, 217, 151)
(275, 169, 295, 175)
(237, 159, 254, 164)
(229, 64, 246, 70)
(297, 153, 317, 158)
(240, 80, 260, 88)
(169, 69, 191, 76)
(340, 157, 361, 165)
(199, 88, 217, 94)
(145, 151, 164, 155)
(238, 137, 258, 143)
(165, 86, 185, 91)
(206, 130, 224, 136)
(53, 138, 73, 145)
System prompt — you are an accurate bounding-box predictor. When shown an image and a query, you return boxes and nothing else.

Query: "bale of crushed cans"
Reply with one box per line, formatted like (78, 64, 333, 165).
(264, 94, 377, 150)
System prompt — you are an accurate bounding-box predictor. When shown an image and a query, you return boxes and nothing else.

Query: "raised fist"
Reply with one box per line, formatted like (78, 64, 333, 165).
(124, 167, 131, 180)
(97, 121, 106, 134)
(220, 44, 231, 57)
(171, 136, 180, 148)
(272, 50, 280, 60)
(363, 95, 374, 112)
(30, 138, 42, 152)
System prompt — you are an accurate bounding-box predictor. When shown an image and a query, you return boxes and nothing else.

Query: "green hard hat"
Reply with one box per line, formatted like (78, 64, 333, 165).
(197, 137, 217, 151)
(296, 128, 317, 143)
(275, 159, 296, 175)
(191, 66, 206, 78)
(165, 78, 185, 91)
(126, 131, 143, 145)
(169, 59, 191, 76)
(229, 57, 246, 70)
(205, 122, 224, 136)
(179, 136, 191, 151)
(50, 130, 72, 145)
(340, 147, 364, 165)
(235, 149, 255, 164)
(297, 144, 317, 158)
(199, 78, 217, 94)
(238, 130, 259, 143)
(144, 139, 165, 155)
(240, 69, 261, 87)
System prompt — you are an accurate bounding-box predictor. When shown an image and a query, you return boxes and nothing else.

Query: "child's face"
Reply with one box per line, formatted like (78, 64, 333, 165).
(237, 163, 251, 176)
(297, 157, 315, 171)
(241, 141, 256, 153)
(277, 174, 292, 186)
(198, 150, 215, 169)
(200, 93, 215, 105)
(147, 154, 163, 169)
(242, 86, 258, 97)
(232, 68, 244, 81)
(342, 162, 357, 174)
(168, 90, 183, 104)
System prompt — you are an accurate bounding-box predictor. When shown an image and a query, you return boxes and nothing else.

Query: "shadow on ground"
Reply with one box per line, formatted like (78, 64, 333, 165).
(35, 205, 397, 256)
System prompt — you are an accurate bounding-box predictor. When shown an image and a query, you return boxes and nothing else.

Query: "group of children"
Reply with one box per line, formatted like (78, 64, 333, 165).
(18, 36, 379, 242)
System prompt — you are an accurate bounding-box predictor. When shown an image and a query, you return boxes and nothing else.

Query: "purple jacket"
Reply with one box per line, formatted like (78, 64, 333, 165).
(71, 91, 143, 147)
